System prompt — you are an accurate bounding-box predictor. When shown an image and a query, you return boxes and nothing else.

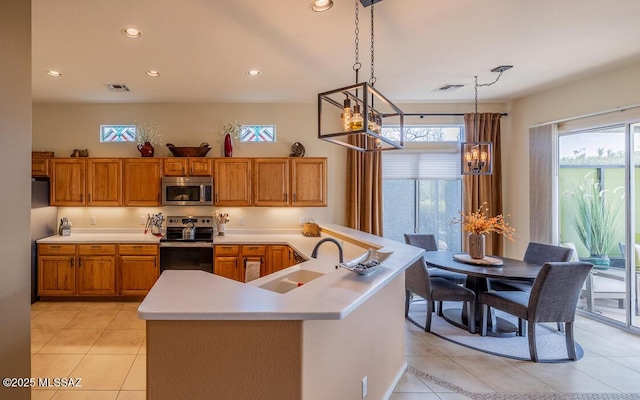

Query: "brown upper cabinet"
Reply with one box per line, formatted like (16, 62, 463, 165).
(50, 158, 122, 206)
(253, 158, 289, 206)
(291, 158, 327, 207)
(163, 158, 213, 177)
(87, 159, 122, 206)
(123, 159, 163, 206)
(32, 158, 49, 177)
(214, 158, 252, 206)
(50, 159, 86, 206)
(253, 158, 327, 207)
(45, 156, 325, 207)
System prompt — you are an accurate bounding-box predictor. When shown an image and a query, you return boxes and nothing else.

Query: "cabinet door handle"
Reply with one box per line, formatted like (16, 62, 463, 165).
(91, 245, 100, 248)
(215, 193, 219, 203)
(293, 193, 296, 203)
(51, 245, 61, 249)
(133, 245, 142, 248)
(70, 258, 74, 267)
(80, 193, 83, 202)
(284, 193, 288, 202)
(88, 193, 91, 203)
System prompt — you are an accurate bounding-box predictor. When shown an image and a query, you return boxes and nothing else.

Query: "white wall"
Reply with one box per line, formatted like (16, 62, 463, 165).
(507, 61, 640, 258)
(0, 1, 31, 398)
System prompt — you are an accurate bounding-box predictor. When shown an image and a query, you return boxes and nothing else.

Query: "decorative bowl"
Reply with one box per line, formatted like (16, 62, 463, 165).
(339, 249, 393, 275)
(166, 143, 211, 157)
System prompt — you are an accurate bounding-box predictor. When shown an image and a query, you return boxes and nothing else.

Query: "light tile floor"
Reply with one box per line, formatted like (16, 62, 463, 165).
(30, 301, 145, 400)
(31, 301, 640, 399)
(393, 312, 640, 399)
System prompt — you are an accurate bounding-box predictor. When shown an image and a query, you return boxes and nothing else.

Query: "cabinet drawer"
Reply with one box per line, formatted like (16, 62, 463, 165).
(215, 245, 239, 256)
(118, 244, 158, 256)
(38, 244, 76, 255)
(241, 245, 266, 256)
(77, 244, 116, 255)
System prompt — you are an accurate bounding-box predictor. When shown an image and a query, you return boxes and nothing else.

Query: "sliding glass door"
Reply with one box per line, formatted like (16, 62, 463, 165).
(559, 123, 639, 329)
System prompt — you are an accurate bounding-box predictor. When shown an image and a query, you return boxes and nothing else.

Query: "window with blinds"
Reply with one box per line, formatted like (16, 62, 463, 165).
(381, 127, 463, 251)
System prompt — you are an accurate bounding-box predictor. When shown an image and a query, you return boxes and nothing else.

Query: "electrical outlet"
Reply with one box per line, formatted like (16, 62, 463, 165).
(362, 376, 367, 398)
(140, 215, 147, 225)
(90, 216, 96, 225)
(239, 216, 245, 226)
(299, 216, 306, 226)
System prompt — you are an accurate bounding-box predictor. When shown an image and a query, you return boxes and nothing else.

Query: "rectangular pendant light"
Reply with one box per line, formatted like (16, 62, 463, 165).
(318, 82, 404, 152)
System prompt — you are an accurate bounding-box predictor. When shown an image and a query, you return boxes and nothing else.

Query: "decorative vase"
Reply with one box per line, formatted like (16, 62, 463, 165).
(217, 222, 226, 236)
(224, 133, 233, 157)
(468, 233, 486, 259)
(137, 142, 155, 157)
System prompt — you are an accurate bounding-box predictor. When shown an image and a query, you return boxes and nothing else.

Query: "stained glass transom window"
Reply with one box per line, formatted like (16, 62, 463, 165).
(239, 125, 276, 143)
(100, 125, 136, 142)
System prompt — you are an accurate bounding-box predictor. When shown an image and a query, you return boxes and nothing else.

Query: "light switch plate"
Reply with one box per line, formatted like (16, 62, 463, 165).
(90, 216, 96, 225)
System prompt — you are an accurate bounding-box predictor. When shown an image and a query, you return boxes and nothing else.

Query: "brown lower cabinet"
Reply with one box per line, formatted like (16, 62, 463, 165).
(214, 244, 299, 282)
(77, 244, 117, 295)
(38, 243, 159, 298)
(118, 244, 159, 296)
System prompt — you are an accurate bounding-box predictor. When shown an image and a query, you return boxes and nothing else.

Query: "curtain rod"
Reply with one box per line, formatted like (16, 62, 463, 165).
(404, 113, 508, 118)
(531, 103, 640, 127)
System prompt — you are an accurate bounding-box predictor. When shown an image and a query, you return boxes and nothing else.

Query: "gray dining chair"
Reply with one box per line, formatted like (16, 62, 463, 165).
(404, 233, 466, 284)
(490, 242, 574, 292)
(479, 261, 593, 362)
(405, 258, 476, 333)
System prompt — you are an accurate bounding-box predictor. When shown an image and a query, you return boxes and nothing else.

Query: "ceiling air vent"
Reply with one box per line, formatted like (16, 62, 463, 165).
(433, 84, 465, 92)
(105, 83, 131, 92)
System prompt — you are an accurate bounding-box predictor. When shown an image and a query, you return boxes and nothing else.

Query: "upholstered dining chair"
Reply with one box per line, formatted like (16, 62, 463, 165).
(405, 258, 476, 333)
(479, 261, 593, 362)
(490, 242, 574, 293)
(404, 233, 466, 284)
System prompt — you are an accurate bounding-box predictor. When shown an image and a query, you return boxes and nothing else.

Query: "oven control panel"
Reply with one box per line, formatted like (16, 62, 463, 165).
(166, 216, 214, 227)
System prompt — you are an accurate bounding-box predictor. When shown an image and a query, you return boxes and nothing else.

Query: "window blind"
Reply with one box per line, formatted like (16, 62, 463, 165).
(382, 150, 460, 180)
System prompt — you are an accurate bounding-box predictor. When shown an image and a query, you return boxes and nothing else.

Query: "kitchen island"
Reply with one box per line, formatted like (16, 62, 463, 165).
(139, 224, 423, 400)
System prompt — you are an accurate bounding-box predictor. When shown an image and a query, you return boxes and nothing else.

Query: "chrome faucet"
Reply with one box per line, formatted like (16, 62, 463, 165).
(310, 238, 344, 263)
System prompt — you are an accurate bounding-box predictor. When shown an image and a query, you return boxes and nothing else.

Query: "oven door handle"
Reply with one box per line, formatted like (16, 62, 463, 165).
(159, 242, 213, 248)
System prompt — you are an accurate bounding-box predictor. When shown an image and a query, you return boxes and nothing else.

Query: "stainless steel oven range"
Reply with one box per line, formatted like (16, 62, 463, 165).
(159, 216, 214, 273)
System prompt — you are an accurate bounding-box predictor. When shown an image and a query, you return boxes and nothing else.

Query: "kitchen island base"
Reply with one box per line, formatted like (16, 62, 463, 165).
(146, 275, 405, 400)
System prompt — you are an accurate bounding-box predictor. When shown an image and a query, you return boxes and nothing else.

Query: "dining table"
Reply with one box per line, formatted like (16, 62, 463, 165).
(423, 251, 543, 337)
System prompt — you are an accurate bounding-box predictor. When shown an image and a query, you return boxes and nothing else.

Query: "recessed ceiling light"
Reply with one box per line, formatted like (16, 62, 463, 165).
(46, 70, 62, 77)
(122, 28, 141, 38)
(247, 70, 261, 76)
(310, 0, 333, 12)
(146, 70, 161, 77)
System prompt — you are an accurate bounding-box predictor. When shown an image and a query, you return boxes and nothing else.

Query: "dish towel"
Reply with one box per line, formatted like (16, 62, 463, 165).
(245, 261, 261, 282)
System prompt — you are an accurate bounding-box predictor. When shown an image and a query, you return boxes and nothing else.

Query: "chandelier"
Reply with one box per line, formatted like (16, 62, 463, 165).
(461, 67, 512, 175)
(317, 0, 404, 152)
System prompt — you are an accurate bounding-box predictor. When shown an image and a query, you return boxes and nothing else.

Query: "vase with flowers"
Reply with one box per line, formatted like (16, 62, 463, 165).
(214, 210, 230, 236)
(222, 120, 242, 157)
(134, 120, 162, 157)
(453, 203, 515, 259)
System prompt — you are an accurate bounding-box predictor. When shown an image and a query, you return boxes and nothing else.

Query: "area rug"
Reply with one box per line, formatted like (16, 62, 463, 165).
(407, 300, 584, 363)
(407, 366, 640, 399)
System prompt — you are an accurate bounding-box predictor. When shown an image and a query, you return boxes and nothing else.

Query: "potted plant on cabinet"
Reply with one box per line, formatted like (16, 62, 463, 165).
(564, 171, 624, 269)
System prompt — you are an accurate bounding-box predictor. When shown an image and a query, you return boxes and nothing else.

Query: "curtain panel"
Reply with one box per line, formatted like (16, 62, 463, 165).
(463, 113, 504, 256)
(346, 137, 383, 235)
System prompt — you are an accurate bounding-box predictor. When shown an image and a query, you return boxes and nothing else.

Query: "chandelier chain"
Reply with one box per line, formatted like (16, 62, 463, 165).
(369, 4, 376, 86)
(353, 0, 361, 73)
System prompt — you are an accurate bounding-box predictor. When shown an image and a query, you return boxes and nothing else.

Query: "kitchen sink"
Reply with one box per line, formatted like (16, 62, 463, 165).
(259, 270, 324, 294)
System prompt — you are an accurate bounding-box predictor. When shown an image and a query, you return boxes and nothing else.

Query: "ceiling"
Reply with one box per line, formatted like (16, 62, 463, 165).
(32, 0, 640, 104)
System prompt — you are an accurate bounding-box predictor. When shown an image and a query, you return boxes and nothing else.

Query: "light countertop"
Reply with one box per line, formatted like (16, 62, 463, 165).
(139, 224, 424, 321)
(35, 225, 424, 322)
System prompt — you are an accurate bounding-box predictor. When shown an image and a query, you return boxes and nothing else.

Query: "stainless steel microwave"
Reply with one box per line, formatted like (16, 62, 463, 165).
(162, 177, 213, 206)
